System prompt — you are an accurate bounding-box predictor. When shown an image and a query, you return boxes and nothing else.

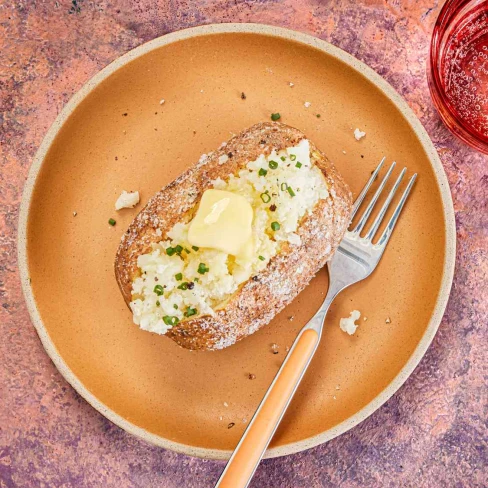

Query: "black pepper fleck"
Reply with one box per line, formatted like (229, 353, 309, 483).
(241, 92, 246, 99)
(269, 204, 277, 212)
(122, 113, 128, 116)
(228, 423, 235, 429)
(187, 282, 195, 290)
(260, 139, 266, 144)
(227, 152, 233, 158)
(252, 276, 259, 282)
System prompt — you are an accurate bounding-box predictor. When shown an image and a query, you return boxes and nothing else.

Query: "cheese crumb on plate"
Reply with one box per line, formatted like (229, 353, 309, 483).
(354, 128, 366, 141)
(340, 310, 361, 335)
(115, 191, 140, 210)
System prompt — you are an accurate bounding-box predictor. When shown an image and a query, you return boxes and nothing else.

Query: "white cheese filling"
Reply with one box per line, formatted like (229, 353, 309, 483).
(130, 139, 329, 334)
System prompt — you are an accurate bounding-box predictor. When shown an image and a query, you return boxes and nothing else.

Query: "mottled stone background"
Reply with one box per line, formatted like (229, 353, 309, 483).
(0, 1, 486, 487)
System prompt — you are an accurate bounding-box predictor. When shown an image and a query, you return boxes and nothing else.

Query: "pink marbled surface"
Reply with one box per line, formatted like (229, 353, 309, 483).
(0, 1, 487, 487)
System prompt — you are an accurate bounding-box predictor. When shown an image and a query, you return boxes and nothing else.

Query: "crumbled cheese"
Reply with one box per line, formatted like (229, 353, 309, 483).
(342, 150, 346, 154)
(115, 191, 140, 210)
(340, 310, 361, 335)
(159, 99, 165, 105)
(289, 82, 294, 87)
(218, 154, 229, 165)
(129, 140, 329, 335)
(354, 128, 366, 141)
(304, 101, 311, 108)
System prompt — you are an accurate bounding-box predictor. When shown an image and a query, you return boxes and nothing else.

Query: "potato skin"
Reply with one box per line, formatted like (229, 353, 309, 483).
(115, 122, 352, 350)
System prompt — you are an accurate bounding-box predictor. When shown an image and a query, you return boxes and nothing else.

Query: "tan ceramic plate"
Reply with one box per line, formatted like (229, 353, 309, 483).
(18, 24, 455, 459)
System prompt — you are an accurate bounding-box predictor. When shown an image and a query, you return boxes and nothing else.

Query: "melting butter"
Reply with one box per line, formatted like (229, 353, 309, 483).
(188, 189, 253, 257)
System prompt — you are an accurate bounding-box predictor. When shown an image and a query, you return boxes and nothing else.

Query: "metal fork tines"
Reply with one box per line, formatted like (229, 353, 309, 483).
(328, 159, 417, 292)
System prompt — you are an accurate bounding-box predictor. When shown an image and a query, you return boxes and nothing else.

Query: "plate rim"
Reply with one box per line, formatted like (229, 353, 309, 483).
(17, 22, 456, 460)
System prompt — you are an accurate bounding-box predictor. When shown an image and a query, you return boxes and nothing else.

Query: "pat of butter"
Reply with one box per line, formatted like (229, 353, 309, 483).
(188, 189, 253, 256)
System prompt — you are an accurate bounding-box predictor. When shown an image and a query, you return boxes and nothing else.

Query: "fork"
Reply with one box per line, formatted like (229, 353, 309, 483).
(215, 159, 417, 488)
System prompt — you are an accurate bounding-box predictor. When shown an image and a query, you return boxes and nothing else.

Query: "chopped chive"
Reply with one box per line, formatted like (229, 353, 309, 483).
(268, 160, 278, 169)
(184, 306, 198, 317)
(177, 282, 188, 290)
(290, 154, 296, 161)
(258, 255, 265, 261)
(156, 301, 160, 306)
(280, 156, 286, 161)
(108, 218, 116, 226)
(258, 168, 268, 177)
(295, 162, 302, 168)
(280, 182, 288, 191)
(163, 315, 179, 326)
(174, 245, 183, 254)
(154, 284, 165, 296)
(184, 248, 191, 254)
(194, 277, 199, 282)
(287, 186, 296, 197)
(173, 304, 178, 309)
(260, 192, 271, 203)
(197, 263, 209, 275)
(271, 221, 280, 231)
(271, 113, 281, 121)
(175, 273, 183, 281)
(166, 247, 176, 256)
(191, 245, 199, 251)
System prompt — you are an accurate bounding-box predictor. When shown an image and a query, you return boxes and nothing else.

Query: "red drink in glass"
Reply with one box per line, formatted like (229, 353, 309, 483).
(429, 0, 488, 154)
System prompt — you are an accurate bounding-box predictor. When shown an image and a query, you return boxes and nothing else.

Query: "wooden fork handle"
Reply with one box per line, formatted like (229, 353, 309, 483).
(216, 329, 320, 488)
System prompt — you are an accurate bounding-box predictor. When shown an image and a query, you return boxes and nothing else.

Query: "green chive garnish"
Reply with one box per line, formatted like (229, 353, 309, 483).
(260, 192, 271, 203)
(184, 307, 198, 317)
(296, 162, 302, 168)
(271, 113, 281, 121)
(156, 301, 160, 306)
(271, 221, 280, 231)
(108, 218, 116, 226)
(258, 168, 268, 177)
(163, 316, 179, 326)
(287, 186, 296, 197)
(173, 304, 178, 309)
(268, 160, 278, 169)
(280, 156, 286, 161)
(280, 182, 288, 191)
(175, 273, 183, 281)
(290, 154, 296, 161)
(184, 248, 191, 254)
(258, 255, 265, 261)
(174, 245, 183, 254)
(192, 245, 199, 251)
(154, 284, 164, 296)
(197, 263, 209, 275)
(316, 114, 321, 118)
(177, 282, 188, 290)
(166, 247, 176, 256)
(194, 277, 199, 282)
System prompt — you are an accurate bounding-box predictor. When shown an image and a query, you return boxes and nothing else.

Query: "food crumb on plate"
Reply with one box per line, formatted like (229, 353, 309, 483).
(335, 385, 340, 390)
(304, 101, 311, 108)
(386, 317, 391, 324)
(354, 128, 366, 140)
(342, 150, 346, 154)
(73, 211, 77, 217)
(115, 190, 140, 210)
(289, 82, 294, 87)
(223, 402, 229, 407)
(248, 373, 256, 380)
(340, 310, 361, 335)
(159, 99, 165, 105)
